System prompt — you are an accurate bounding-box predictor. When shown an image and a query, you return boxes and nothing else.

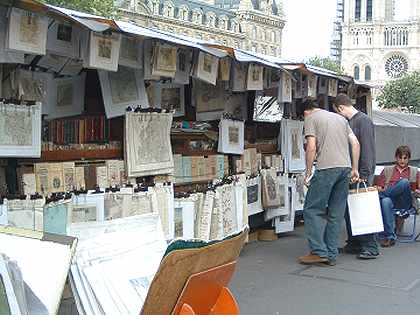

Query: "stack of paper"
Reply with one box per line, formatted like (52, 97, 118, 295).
(69, 214, 167, 315)
(0, 227, 77, 315)
(0, 253, 28, 315)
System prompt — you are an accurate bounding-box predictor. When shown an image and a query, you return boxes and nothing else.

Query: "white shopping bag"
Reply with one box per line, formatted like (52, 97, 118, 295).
(347, 184, 384, 236)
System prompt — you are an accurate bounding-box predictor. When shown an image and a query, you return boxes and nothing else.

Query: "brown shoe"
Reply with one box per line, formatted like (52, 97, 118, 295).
(298, 253, 328, 265)
(380, 239, 396, 248)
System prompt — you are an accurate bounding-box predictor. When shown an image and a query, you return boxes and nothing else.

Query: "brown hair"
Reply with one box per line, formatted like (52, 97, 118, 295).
(395, 145, 411, 158)
(302, 99, 319, 111)
(334, 93, 352, 107)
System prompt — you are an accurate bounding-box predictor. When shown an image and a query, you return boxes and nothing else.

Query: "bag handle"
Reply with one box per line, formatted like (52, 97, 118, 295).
(356, 181, 368, 194)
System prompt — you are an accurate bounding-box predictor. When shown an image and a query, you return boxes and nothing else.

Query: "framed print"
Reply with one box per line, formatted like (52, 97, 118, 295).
(174, 48, 193, 84)
(246, 63, 263, 91)
(261, 168, 281, 210)
(7, 8, 48, 55)
(99, 66, 149, 118)
(281, 72, 292, 103)
(217, 118, 244, 155)
(318, 76, 328, 94)
(85, 31, 121, 72)
(307, 73, 318, 98)
(328, 78, 338, 97)
(143, 39, 161, 80)
(71, 191, 105, 223)
(281, 119, 305, 172)
(151, 83, 186, 117)
(151, 42, 177, 78)
(125, 112, 174, 177)
(264, 173, 290, 220)
(17, 69, 53, 115)
(0, 102, 41, 158)
(293, 72, 303, 99)
(293, 173, 306, 211)
(47, 21, 80, 59)
(195, 52, 219, 85)
(232, 61, 247, 92)
(173, 200, 195, 239)
(46, 73, 86, 119)
(274, 179, 296, 233)
(0, 7, 24, 63)
(119, 35, 143, 69)
(193, 79, 226, 120)
(264, 67, 281, 89)
(247, 176, 262, 215)
(218, 57, 231, 81)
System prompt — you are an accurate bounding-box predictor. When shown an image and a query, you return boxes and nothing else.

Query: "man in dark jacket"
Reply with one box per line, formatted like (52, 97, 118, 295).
(334, 93, 380, 259)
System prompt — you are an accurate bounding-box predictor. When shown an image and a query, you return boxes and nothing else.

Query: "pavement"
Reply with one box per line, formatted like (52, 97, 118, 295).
(230, 222, 420, 315)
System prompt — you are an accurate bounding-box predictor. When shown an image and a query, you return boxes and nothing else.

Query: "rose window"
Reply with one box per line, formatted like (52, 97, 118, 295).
(385, 55, 408, 78)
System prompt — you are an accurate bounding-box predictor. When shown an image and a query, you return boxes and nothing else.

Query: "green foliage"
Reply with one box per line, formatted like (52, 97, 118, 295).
(40, 0, 118, 18)
(305, 56, 344, 75)
(377, 71, 420, 113)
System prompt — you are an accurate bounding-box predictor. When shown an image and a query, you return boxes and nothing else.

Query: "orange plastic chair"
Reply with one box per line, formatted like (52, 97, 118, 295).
(172, 261, 240, 315)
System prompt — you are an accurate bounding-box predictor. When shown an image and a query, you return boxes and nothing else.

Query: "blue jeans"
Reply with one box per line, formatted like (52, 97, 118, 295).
(304, 167, 351, 260)
(379, 179, 412, 240)
(344, 175, 379, 254)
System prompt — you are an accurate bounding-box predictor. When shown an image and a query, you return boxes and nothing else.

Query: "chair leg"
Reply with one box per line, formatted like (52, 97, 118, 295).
(397, 214, 417, 243)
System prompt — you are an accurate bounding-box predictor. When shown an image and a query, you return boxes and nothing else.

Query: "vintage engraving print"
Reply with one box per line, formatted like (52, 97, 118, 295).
(57, 24, 72, 42)
(156, 44, 177, 72)
(98, 37, 112, 59)
(71, 205, 97, 223)
(291, 131, 301, 160)
(20, 77, 45, 102)
(121, 36, 138, 62)
(203, 54, 213, 74)
(19, 12, 40, 46)
(109, 66, 139, 104)
(161, 86, 181, 111)
(0, 106, 32, 146)
(56, 81, 73, 107)
(194, 81, 225, 113)
(228, 126, 239, 145)
(174, 207, 183, 237)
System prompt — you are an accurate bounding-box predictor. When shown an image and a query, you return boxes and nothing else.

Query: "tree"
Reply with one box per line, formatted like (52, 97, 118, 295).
(377, 71, 420, 114)
(40, 0, 118, 18)
(305, 56, 344, 75)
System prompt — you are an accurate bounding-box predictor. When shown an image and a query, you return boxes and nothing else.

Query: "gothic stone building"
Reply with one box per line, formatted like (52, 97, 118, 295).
(341, 0, 420, 87)
(118, 0, 285, 57)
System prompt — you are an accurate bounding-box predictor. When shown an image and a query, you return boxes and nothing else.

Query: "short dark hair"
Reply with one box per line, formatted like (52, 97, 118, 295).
(302, 99, 319, 111)
(334, 93, 352, 107)
(395, 146, 411, 158)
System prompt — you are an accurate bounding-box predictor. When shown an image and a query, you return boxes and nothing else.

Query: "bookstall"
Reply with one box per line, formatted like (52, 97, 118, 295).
(0, 1, 372, 314)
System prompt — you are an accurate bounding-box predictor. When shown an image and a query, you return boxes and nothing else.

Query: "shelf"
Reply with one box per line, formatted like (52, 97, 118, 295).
(245, 143, 278, 154)
(40, 148, 123, 162)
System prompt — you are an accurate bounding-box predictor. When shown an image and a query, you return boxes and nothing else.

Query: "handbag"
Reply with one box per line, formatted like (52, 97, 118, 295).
(347, 182, 384, 236)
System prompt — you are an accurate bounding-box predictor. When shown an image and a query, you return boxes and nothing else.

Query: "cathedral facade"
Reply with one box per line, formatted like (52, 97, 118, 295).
(340, 0, 420, 87)
(118, 0, 285, 57)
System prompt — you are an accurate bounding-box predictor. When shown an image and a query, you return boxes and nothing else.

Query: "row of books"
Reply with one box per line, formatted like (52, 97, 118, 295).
(43, 116, 111, 145)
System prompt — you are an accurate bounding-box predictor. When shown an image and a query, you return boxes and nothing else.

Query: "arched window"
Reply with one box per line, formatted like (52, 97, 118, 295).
(366, 0, 373, 21)
(365, 65, 371, 81)
(354, 65, 360, 80)
(355, 0, 361, 21)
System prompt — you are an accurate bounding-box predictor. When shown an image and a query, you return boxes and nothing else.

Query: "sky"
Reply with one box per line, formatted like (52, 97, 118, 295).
(280, 0, 411, 62)
(281, 0, 337, 62)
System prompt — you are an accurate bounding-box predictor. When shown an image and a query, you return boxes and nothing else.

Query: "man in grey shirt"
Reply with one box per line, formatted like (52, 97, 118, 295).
(298, 100, 360, 266)
(334, 93, 379, 259)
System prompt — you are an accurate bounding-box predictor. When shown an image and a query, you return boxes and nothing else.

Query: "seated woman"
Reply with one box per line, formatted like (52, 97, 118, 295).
(376, 146, 420, 247)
